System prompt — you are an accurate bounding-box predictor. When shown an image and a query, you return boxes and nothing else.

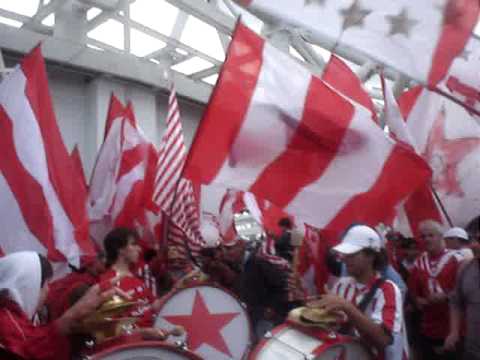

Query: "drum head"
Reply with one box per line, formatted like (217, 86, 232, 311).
(155, 285, 252, 360)
(91, 341, 201, 360)
(251, 326, 372, 360)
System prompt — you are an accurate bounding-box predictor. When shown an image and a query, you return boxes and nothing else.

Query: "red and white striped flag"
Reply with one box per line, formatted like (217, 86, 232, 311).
(89, 96, 158, 245)
(184, 23, 432, 240)
(381, 79, 444, 239)
(153, 87, 203, 253)
(0, 47, 95, 266)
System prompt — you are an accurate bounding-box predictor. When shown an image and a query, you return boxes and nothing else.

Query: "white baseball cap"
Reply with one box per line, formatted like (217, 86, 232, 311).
(333, 225, 382, 254)
(444, 227, 469, 242)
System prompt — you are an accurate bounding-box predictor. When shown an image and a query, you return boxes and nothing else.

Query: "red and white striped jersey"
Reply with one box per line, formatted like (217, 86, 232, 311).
(412, 249, 460, 295)
(408, 249, 460, 338)
(332, 275, 408, 360)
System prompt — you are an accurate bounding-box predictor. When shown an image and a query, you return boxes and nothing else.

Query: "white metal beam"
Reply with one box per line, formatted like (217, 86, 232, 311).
(23, 0, 68, 30)
(116, 14, 223, 65)
(164, 0, 235, 35)
(0, 23, 212, 103)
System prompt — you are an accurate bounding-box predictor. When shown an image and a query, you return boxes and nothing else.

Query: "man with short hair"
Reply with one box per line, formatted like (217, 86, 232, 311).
(100, 228, 162, 328)
(408, 220, 460, 359)
(316, 225, 408, 360)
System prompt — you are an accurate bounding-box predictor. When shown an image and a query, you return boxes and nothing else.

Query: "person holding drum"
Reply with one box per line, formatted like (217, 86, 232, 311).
(315, 225, 408, 360)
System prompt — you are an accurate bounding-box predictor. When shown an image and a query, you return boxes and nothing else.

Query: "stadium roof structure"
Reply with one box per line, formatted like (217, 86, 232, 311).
(0, 0, 479, 109)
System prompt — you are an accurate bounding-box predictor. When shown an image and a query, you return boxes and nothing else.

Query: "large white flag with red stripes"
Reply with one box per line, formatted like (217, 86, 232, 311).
(153, 87, 203, 253)
(0, 47, 95, 266)
(234, 0, 479, 89)
(89, 96, 158, 244)
(184, 23, 432, 238)
(381, 80, 444, 238)
(398, 86, 480, 229)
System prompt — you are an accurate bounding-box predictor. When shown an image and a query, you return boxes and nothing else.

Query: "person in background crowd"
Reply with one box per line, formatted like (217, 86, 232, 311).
(445, 241, 480, 359)
(398, 237, 420, 282)
(99, 228, 162, 328)
(165, 246, 197, 287)
(316, 225, 408, 360)
(466, 216, 479, 243)
(46, 253, 106, 320)
(239, 238, 290, 341)
(275, 217, 294, 262)
(0, 252, 123, 360)
(444, 227, 474, 262)
(200, 245, 237, 289)
(397, 237, 421, 360)
(408, 220, 460, 360)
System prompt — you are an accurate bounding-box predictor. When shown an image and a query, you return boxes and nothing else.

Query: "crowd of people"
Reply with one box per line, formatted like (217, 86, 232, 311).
(0, 214, 479, 360)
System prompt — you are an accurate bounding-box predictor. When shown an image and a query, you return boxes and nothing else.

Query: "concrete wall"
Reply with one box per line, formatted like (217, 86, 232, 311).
(46, 68, 205, 178)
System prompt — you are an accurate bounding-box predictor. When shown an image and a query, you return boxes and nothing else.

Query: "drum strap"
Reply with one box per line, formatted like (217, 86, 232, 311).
(340, 277, 386, 335)
(357, 278, 386, 313)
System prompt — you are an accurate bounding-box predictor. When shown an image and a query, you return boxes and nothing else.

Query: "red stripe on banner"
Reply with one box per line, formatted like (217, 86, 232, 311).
(381, 281, 397, 332)
(117, 143, 149, 181)
(0, 106, 63, 261)
(404, 186, 443, 240)
(124, 102, 138, 129)
(326, 145, 431, 237)
(428, 0, 480, 86)
(397, 86, 423, 120)
(104, 94, 126, 140)
(322, 55, 377, 122)
(21, 47, 95, 256)
(249, 77, 355, 209)
(70, 145, 88, 192)
(115, 180, 144, 228)
(184, 23, 264, 183)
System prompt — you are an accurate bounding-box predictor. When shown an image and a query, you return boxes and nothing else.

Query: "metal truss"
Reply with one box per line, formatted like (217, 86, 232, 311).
(0, 0, 411, 104)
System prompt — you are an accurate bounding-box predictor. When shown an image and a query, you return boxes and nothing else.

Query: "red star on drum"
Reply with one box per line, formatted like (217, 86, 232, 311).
(155, 285, 253, 359)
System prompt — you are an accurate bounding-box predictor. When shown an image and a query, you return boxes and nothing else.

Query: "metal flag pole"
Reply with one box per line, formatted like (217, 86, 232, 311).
(430, 185, 454, 227)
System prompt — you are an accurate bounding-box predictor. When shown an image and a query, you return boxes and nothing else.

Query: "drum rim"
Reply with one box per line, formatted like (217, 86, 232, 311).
(156, 283, 255, 357)
(248, 324, 371, 359)
(91, 340, 203, 360)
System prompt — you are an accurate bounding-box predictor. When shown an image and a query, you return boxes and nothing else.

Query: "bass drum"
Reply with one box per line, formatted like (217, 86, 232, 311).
(155, 285, 253, 359)
(91, 341, 202, 360)
(249, 324, 372, 360)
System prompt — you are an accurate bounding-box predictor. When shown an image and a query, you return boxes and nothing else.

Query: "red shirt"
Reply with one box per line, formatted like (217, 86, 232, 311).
(46, 271, 97, 320)
(408, 249, 460, 339)
(0, 299, 70, 360)
(99, 269, 156, 327)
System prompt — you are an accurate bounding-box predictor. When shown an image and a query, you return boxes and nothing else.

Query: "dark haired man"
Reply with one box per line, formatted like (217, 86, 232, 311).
(99, 227, 162, 328)
(316, 225, 407, 360)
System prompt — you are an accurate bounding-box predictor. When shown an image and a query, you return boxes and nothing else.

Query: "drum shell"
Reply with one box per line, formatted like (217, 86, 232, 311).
(90, 340, 202, 360)
(249, 324, 372, 360)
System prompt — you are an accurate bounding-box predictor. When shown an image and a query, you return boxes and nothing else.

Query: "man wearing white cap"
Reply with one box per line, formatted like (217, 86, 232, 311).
(444, 227, 474, 262)
(315, 225, 408, 360)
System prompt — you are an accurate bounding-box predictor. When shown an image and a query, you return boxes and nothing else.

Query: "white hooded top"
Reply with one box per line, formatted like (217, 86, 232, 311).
(0, 251, 42, 319)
